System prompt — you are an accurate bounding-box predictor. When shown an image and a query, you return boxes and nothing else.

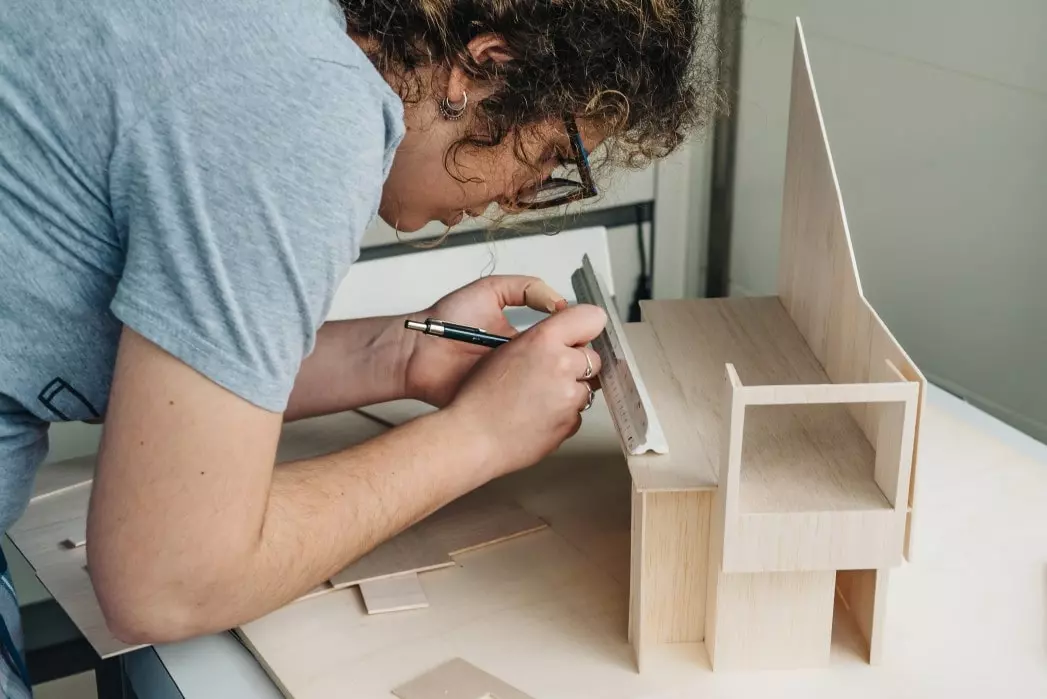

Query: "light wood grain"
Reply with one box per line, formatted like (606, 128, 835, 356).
(328, 486, 546, 589)
(715, 363, 915, 573)
(835, 569, 889, 665)
(238, 529, 646, 699)
(638, 295, 859, 501)
(726, 510, 900, 573)
(775, 19, 926, 558)
(420, 488, 548, 557)
(234, 388, 1047, 698)
(359, 573, 429, 615)
(706, 570, 835, 670)
(642, 492, 710, 645)
(737, 401, 888, 514)
(623, 323, 717, 492)
(393, 658, 535, 699)
(328, 527, 454, 589)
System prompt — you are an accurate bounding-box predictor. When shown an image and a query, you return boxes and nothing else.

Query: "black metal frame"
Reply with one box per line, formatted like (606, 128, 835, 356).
(704, 0, 744, 298)
(513, 116, 598, 210)
(23, 599, 136, 698)
(358, 201, 654, 263)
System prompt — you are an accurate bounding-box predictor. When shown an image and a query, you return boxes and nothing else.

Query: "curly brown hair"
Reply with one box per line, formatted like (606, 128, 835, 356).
(339, 0, 724, 187)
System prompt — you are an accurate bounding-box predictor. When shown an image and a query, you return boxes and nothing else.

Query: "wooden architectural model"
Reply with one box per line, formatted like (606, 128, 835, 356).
(622, 20, 925, 671)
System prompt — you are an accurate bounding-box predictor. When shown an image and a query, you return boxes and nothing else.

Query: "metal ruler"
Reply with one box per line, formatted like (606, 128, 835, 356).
(571, 255, 668, 455)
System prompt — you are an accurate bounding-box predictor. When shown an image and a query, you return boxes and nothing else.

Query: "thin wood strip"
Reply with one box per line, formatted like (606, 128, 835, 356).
(628, 482, 646, 669)
(420, 490, 548, 556)
(295, 583, 333, 603)
(736, 380, 917, 406)
(359, 573, 428, 615)
(328, 527, 454, 590)
(330, 485, 546, 589)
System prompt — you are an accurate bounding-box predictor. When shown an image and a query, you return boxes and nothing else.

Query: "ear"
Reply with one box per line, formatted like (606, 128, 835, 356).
(445, 33, 513, 103)
(467, 33, 515, 65)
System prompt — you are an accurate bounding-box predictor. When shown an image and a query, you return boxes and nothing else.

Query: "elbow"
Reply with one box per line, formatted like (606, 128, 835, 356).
(89, 550, 239, 646)
(95, 580, 213, 646)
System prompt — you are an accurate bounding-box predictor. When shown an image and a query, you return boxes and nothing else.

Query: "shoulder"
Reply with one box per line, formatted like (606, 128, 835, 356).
(280, 2, 407, 180)
(108, 0, 405, 181)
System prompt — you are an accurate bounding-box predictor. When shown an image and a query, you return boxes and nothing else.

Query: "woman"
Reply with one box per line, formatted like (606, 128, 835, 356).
(0, 0, 715, 692)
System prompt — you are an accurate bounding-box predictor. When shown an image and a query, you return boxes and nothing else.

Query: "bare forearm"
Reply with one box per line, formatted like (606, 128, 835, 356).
(245, 409, 491, 617)
(96, 407, 493, 642)
(284, 315, 414, 421)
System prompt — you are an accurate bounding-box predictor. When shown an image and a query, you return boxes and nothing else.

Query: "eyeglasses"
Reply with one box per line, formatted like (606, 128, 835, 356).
(514, 116, 598, 210)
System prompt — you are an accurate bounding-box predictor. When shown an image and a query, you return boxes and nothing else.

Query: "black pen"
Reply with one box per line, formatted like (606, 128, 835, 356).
(404, 318, 511, 348)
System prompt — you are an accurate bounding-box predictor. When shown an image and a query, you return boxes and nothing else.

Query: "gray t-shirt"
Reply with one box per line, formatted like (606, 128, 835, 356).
(0, 0, 405, 532)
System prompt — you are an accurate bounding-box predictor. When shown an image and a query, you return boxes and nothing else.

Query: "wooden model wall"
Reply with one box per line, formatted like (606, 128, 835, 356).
(623, 19, 926, 672)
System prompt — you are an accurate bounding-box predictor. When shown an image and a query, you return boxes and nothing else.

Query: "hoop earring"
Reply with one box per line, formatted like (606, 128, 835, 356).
(439, 93, 468, 120)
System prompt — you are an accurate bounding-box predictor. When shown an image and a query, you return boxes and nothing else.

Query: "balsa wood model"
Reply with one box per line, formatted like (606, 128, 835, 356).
(622, 19, 924, 671)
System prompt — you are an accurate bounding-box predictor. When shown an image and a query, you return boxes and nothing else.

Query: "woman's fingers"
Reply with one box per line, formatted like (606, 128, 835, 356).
(522, 279, 568, 313)
(575, 380, 596, 412)
(469, 275, 567, 313)
(576, 346, 601, 381)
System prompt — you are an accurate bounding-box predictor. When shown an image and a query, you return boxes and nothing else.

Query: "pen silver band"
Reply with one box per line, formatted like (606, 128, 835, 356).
(404, 319, 445, 336)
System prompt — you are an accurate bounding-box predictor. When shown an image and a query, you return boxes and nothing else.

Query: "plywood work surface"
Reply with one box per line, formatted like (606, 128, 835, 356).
(641, 296, 889, 513)
(232, 387, 1047, 699)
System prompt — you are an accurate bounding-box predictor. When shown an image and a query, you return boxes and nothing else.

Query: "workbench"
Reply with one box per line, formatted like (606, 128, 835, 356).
(110, 382, 1047, 699)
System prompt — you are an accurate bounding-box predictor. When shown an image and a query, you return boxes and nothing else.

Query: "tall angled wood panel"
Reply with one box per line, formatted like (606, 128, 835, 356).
(775, 18, 927, 561)
(622, 17, 925, 672)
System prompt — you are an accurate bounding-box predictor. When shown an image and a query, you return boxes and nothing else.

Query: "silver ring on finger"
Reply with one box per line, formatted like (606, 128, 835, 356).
(581, 348, 594, 380)
(581, 383, 595, 412)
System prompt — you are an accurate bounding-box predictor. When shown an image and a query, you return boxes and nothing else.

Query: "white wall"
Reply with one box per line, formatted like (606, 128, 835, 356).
(729, 0, 1047, 441)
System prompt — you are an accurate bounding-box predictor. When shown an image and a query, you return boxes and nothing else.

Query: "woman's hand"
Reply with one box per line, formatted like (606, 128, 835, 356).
(444, 303, 607, 478)
(403, 275, 569, 407)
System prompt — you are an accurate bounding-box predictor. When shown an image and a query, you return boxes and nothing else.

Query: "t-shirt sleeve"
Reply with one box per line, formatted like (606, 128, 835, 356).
(108, 57, 389, 412)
